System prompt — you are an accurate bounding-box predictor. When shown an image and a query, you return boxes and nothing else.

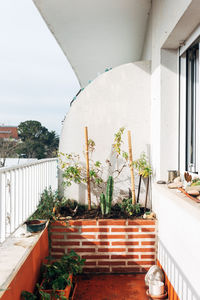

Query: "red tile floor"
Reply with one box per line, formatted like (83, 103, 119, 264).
(74, 274, 149, 300)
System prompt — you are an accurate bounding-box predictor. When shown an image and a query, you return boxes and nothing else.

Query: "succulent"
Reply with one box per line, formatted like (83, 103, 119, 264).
(100, 176, 114, 215)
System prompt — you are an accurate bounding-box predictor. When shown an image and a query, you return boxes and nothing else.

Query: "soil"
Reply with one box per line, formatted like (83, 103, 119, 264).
(58, 203, 150, 220)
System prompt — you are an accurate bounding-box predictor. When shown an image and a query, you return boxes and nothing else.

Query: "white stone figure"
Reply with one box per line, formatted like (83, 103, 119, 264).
(145, 265, 164, 286)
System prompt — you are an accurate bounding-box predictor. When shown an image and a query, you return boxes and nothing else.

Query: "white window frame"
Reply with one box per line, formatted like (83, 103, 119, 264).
(179, 27, 200, 175)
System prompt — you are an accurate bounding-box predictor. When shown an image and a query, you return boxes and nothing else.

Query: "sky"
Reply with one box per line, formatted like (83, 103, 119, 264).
(0, 0, 80, 135)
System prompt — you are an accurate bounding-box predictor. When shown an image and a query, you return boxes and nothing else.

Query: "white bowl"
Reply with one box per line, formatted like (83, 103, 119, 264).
(149, 280, 165, 296)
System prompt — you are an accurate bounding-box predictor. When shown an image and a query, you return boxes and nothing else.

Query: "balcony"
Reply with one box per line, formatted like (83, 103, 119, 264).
(0, 158, 199, 300)
(1, 1, 200, 300)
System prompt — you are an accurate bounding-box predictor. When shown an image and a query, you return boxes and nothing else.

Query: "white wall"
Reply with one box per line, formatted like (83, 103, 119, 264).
(142, 0, 194, 181)
(153, 184, 200, 299)
(59, 62, 151, 205)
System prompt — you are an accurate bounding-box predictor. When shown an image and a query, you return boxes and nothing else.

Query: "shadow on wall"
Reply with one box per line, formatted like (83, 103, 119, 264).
(158, 239, 200, 300)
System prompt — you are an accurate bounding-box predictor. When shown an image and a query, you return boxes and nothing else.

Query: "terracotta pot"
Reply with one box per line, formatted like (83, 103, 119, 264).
(26, 219, 46, 233)
(40, 274, 72, 299)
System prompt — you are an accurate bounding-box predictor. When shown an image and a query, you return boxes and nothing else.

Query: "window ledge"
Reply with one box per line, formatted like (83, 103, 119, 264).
(152, 182, 200, 220)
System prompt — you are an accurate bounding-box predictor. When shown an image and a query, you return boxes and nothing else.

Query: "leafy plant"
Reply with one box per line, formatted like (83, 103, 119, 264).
(41, 250, 85, 291)
(59, 151, 103, 188)
(120, 198, 141, 216)
(21, 291, 37, 300)
(29, 188, 60, 221)
(133, 152, 152, 178)
(191, 178, 200, 186)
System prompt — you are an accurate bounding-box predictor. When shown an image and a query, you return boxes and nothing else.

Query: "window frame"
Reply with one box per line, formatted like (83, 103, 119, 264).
(179, 29, 200, 175)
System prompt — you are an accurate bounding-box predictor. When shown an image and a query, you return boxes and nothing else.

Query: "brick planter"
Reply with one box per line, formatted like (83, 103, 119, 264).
(50, 219, 157, 273)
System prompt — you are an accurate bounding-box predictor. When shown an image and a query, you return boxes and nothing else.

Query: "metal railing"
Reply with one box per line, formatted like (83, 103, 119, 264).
(0, 158, 58, 243)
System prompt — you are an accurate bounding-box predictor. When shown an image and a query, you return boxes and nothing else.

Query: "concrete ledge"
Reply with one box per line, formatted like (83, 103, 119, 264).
(0, 223, 49, 300)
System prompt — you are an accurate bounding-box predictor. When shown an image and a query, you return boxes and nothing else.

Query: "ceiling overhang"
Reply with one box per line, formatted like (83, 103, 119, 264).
(33, 0, 151, 87)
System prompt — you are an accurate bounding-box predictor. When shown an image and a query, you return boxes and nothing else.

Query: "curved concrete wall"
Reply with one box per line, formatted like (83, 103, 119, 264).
(59, 62, 151, 205)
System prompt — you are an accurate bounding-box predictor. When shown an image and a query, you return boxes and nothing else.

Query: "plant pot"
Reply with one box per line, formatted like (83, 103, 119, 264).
(26, 219, 47, 233)
(40, 274, 72, 300)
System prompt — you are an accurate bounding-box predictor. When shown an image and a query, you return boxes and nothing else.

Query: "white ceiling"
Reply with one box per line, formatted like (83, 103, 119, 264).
(33, 0, 151, 87)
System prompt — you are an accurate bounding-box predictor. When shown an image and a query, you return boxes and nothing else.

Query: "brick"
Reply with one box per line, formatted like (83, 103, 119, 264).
(51, 228, 69, 233)
(51, 235, 64, 240)
(82, 255, 109, 260)
(98, 235, 126, 239)
(51, 248, 65, 253)
(70, 248, 95, 253)
(83, 267, 110, 273)
(128, 248, 155, 252)
(51, 227, 79, 233)
(68, 220, 96, 226)
(111, 255, 139, 259)
(141, 228, 155, 232)
(98, 261, 125, 266)
(98, 220, 126, 226)
(141, 241, 155, 246)
(127, 261, 155, 266)
(141, 254, 155, 259)
(81, 228, 109, 232)
(111, 241, 139, 246)
(82, 241, 109, 246)
(51, 221, 68, 226)
(98, 248, 126, 252)
(52, 241, 80, 246)
(66, 235, 96, 239)
(111, 228, 139, 232)
(112, 267, 141, 273)
(85, 261, 96, 266)
(128, 220, 155, 225)
(128, 234, 155, 239)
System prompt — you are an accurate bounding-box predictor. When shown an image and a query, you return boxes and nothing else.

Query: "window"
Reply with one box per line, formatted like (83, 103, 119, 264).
(180, 35, 200, 174)
(186, 43, 199, 172)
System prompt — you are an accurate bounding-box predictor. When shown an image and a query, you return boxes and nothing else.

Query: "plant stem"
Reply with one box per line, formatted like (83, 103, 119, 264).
(137, 175, 142, 203)
(144, 176, 150, 211)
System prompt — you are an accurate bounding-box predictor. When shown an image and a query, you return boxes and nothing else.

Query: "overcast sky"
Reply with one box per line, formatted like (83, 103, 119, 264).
(0, 0, 80, 135)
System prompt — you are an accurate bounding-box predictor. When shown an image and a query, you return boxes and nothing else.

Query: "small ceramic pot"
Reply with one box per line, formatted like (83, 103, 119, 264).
(149, 280, 165, 296)
(26, 219, 46, 233)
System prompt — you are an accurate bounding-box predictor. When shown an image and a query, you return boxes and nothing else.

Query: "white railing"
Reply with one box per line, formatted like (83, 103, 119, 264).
(0, 158, 58, 243)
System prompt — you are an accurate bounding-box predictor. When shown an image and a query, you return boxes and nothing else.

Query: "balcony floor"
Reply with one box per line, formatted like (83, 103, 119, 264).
(74, 273, 148, 300)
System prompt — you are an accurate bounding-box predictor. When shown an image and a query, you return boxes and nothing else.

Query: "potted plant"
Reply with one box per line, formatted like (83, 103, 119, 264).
(21, 250, 85, 300)
(133, 152, 152, 208)
(39, 250, 85, 299)
(25, 188, 60, 233)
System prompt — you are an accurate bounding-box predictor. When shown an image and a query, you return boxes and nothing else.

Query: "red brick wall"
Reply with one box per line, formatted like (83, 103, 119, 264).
(51, 219, 157, 273)
(0, 127, 18, 139)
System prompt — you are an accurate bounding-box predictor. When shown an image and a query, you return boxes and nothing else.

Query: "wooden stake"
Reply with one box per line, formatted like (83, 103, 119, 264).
(84, 126, 91, 210)
(128, 130, 135, 205)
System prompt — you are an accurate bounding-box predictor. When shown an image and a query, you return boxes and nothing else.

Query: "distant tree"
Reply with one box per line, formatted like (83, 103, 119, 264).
(0, 138, 19, 167)
(16, 120, 59, 159)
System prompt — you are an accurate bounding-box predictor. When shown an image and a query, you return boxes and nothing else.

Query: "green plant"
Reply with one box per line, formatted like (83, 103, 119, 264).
(120, 198, 141, 216)
(133, 152, 152, 178)
(29, 188, 60, 221)
(21, 291, 37, 300)
(100, 176, 114, 215)
(41, 250, 85, 291)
